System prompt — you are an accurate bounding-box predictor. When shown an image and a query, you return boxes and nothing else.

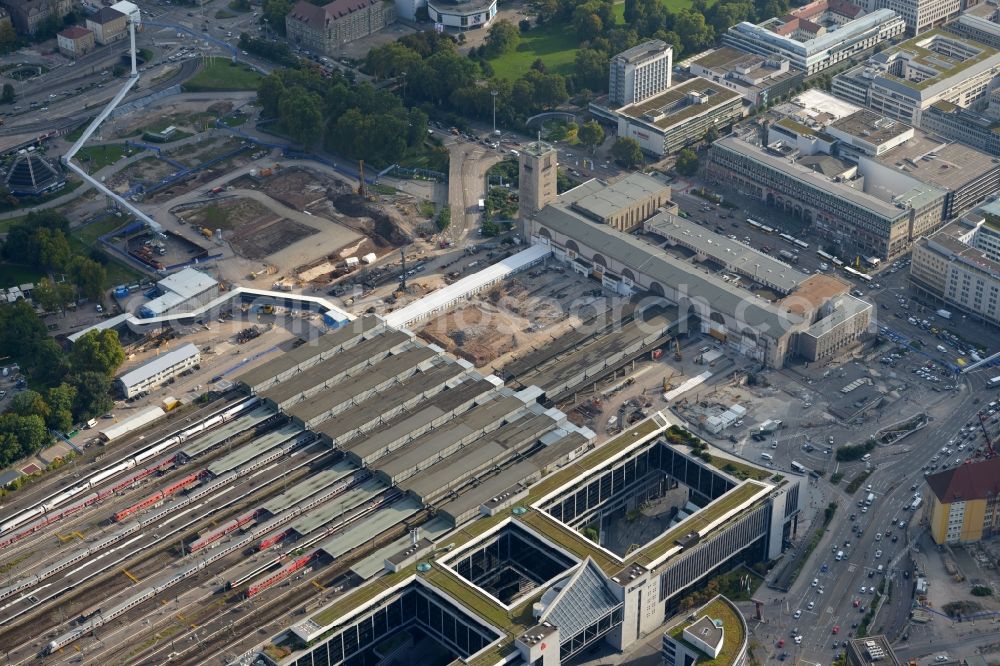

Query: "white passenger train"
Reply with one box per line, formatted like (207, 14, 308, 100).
(0, 398, 260, 542)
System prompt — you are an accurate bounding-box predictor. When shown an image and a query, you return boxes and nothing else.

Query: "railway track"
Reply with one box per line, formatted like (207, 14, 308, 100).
(0, 452, 328, 651)
(121, 511, 431, 666)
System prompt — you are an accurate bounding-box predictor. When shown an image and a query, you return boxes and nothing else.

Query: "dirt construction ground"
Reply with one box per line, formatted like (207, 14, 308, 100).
(177, 197, 318, 260)
(416, 266, 612, 369)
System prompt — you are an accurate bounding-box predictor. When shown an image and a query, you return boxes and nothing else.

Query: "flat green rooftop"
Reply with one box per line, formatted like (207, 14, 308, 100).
(305, 415, 772, 663)
(882, 29, 999, 92)
(667, 596, 746, 666)
(630, 480, 769, 568)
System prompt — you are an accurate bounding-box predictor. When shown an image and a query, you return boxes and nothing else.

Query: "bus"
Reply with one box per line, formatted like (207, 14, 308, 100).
(791, 461, 807, 474)
(832, 257, 844, 267)
(858, 273, 873, 283)
(843, 265, 861, 278)
(817, 249, 833, 261)
(989, 376, 1000, 388)
(747, 218, 762, 229)
(760, 224, 775, 234)
(794, 239, 809, 249)
(779, 233, 796, 244)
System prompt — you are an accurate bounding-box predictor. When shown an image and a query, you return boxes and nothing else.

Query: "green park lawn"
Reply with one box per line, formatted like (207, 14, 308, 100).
(492, 0, 709, 80)
(76, 144, 130, 170)
(488, 22, 580, 79)
(182, 59, 263, 92)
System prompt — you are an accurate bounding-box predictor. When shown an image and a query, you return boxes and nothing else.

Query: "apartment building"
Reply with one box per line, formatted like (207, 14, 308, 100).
(910, 211, 1000, 328)
(722, 1, 905, 75)
(926, 456, 1000, 544)
(1, 0, 72, 35)
(831, 30, 1000, 127)
(616, 78, 743, 156)
(609, 40, 673, 107)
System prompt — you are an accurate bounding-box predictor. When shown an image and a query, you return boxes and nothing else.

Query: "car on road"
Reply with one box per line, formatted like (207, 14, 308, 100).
(875, 550, 882, 559)
(936, 656, 948, 663)
(832, 625, 839, 634)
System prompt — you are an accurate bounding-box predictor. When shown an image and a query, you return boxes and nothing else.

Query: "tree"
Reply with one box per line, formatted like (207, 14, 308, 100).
(71, 329, 125, 376)
(32, 278, 74, 312)
(674, 9, 714, 54)
(9, 390, 49, 420)
(0, 414, 49, 463)
(611, 136, 644, 167)
(70, 372, 114, 421)
(262, 0, 291, 35)
(574, 48, 608, 93)
(0, 23, 16, 55)
(35, 228, 72, 271)
(280, 86, 323, 146)
(256, 73, 285, 119)
(578, 120, 605, 152)
(69, 257, 107, 303)
(484, 19, 520, 57)
(46, 383, 77, 432)
(436, 207, 451, 231)
(675, 148, 699, 176)
(1, 83, 13, 105)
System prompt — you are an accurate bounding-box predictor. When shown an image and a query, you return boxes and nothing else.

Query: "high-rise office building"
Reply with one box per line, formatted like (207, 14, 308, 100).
(609, 40, 673, 107)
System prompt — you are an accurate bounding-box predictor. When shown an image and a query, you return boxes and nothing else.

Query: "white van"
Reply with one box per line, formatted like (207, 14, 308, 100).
(861, 453, 872, 462)
(761, 453, 773, 461)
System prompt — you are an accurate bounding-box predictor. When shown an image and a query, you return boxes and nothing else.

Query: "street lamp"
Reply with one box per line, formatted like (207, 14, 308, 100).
(491, 89, 498, 136)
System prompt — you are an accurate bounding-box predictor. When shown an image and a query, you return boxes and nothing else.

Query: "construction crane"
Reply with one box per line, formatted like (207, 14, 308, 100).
(357, 160, 367, 198)
(978, 410, 997, 459)
(674, 338, 682, 362)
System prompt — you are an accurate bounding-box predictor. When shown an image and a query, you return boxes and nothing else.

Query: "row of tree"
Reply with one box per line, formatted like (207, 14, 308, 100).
(1, 211, 109, 308)
(0, 301, 125, 466)
(257, 67, 430, 166)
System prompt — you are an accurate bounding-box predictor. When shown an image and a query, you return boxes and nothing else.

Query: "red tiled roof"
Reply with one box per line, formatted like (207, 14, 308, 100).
(288, 0, 327, 25)
(59, 25, 92, 39)
(926, 457, 1000, 504)
(323, 0, 379, 19)
(288, 0, 380, 25)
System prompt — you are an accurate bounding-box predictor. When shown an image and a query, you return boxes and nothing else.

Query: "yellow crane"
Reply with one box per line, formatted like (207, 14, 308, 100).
(674, 338, 682, 362)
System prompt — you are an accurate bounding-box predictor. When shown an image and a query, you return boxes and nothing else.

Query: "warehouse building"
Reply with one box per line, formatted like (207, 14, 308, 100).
(139, 267, 219, 319)
(115, 343, 200, 399)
